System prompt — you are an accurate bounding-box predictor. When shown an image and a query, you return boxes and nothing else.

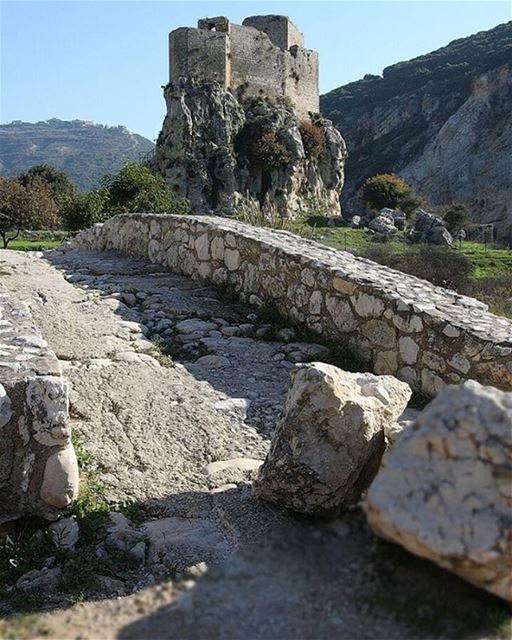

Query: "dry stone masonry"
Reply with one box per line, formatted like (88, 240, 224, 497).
(169, 15, 319, 117)
(365, 381, 512, 603)
(73, 214, 512, 395)
(0, 284, 79, 523)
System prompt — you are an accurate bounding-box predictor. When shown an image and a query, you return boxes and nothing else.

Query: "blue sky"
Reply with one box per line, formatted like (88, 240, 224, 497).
(1, 0, 510, 140)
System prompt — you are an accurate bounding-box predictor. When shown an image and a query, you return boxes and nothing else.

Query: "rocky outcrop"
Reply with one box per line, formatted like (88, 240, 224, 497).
(321, 22, 512, 240)
(365, 381, 512, 603)
(149, 79, 346, 218)
(253, 363, 412, 515)
(0, 287, 79, 523)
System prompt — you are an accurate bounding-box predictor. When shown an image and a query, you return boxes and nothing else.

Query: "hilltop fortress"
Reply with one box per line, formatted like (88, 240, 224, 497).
(169, 15, 319, 117)
(149, 15, 345, 216)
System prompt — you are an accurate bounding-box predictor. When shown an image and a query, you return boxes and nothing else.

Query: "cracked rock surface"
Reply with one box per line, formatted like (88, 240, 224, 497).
(365, 381, 512, 603)
(1, 248, 509, 639)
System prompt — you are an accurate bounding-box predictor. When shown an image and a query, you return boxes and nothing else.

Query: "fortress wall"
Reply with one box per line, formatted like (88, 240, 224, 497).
(229, 24, 286, 101)
(169, 28, 229, 86)
(286, 48, 319, 115)
(242, 15, 304, 49)
(168, 18, 319, 115)
(0, 287, 78, 523)
(72, 214, 512, 395)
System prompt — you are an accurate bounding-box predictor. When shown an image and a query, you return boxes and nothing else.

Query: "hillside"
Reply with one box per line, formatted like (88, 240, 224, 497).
(0, 119, 155, 191)
(321, 22, 512, 241)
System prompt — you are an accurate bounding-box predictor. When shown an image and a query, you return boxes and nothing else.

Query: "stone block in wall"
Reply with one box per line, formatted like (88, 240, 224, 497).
(0, 290, 79, 523)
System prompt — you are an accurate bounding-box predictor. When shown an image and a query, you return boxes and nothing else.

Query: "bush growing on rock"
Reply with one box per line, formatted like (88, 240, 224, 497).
(361, 173, 422, 215)
(250, 132, 292, 170)
(298, 120, 326, 159)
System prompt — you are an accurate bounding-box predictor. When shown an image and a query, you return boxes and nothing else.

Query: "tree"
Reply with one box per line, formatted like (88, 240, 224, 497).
(18, 164, 76, 206)
(443, 203, 470, 233)
(62, 189, 109, 232)
(361, 173, 422, 215)
(102, 162, 187, 214)
(0, 177, 59, 248)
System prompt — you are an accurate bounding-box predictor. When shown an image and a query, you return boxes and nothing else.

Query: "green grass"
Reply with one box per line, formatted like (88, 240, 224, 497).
(294, 223, 512, 281)
(2, 230, 68, 251)
(7, 239, 63, 251)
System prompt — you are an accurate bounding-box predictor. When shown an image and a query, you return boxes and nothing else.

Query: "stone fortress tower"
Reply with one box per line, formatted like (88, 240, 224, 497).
(150, 15, 346, 217)
(169, 15, 319, 117)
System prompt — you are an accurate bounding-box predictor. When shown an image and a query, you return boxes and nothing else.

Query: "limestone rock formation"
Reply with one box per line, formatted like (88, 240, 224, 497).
(253, 363, 412, 515)
(149, 79, 346, 217)
(406, 209, 453, 246)
(322, 22, 512, 240)
(364, 381, 512, 603)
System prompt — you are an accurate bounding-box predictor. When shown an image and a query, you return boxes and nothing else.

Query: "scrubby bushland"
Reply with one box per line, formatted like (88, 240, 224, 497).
(364, 243, 473, 291)
(299, 120, 326, 159)
(361, 174, 422, 215)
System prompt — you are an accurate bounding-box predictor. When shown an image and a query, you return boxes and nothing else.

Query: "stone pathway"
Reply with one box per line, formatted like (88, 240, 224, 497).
(0, 248, 506, 640)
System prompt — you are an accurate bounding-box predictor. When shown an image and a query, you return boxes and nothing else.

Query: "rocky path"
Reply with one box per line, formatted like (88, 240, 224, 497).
(0, 248, 504, 640)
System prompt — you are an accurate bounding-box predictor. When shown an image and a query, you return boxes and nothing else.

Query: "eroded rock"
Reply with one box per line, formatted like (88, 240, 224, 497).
(364, 381, 512, 603)
(253, 362, 411, 515)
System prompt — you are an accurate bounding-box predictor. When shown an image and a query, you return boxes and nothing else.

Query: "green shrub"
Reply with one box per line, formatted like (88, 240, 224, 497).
(361, 173, 421, 215)
(299, 120, 326, 159)
(62, 189, 109, 232)
(443, 203, 470, 233)
(102, 162, 188, 214)
(365, 244, 473, 290)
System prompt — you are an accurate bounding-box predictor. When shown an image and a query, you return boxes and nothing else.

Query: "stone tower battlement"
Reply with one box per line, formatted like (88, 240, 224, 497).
(169, 15, 319, 116)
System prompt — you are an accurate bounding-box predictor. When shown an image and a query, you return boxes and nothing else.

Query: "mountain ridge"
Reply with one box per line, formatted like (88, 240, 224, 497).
(0, 118, 155, 191)
(321, 21, 512, 240)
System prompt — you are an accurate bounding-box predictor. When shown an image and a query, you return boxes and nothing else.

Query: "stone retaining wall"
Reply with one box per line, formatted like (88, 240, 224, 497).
(73, 214, 512, 394)
(0, 285, 79, 523)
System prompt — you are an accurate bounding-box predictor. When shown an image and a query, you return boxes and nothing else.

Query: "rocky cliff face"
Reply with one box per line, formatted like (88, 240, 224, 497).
(149, 78, 346, 218)
(0, 119, 154, 191)
(321, 22, 512, 240)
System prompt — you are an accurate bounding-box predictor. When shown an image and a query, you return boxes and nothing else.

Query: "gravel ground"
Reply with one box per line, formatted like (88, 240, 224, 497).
(0, 248, 508, 640)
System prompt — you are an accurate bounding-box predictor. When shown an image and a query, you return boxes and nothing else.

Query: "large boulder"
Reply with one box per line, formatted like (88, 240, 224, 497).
(253, 363, 412, 515)
(406, 209, 453, 246)
(364, 381, 512, 603)
(368, 214, 398, 236)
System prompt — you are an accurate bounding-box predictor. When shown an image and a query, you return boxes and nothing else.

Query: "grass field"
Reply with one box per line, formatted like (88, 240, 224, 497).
(291, 223, 512, 281)
(3, 231, 68, 252)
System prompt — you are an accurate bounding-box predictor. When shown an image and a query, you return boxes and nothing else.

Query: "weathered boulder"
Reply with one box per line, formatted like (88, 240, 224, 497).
(406, 209, 453, 246)
(253, 363, 412, 515)
(364, 381, 512, 603)
(149, 78, 347, 218)
(378, 208, 406, 230)
(0, 291, 79, 523)
(368, 214, 398, 236)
